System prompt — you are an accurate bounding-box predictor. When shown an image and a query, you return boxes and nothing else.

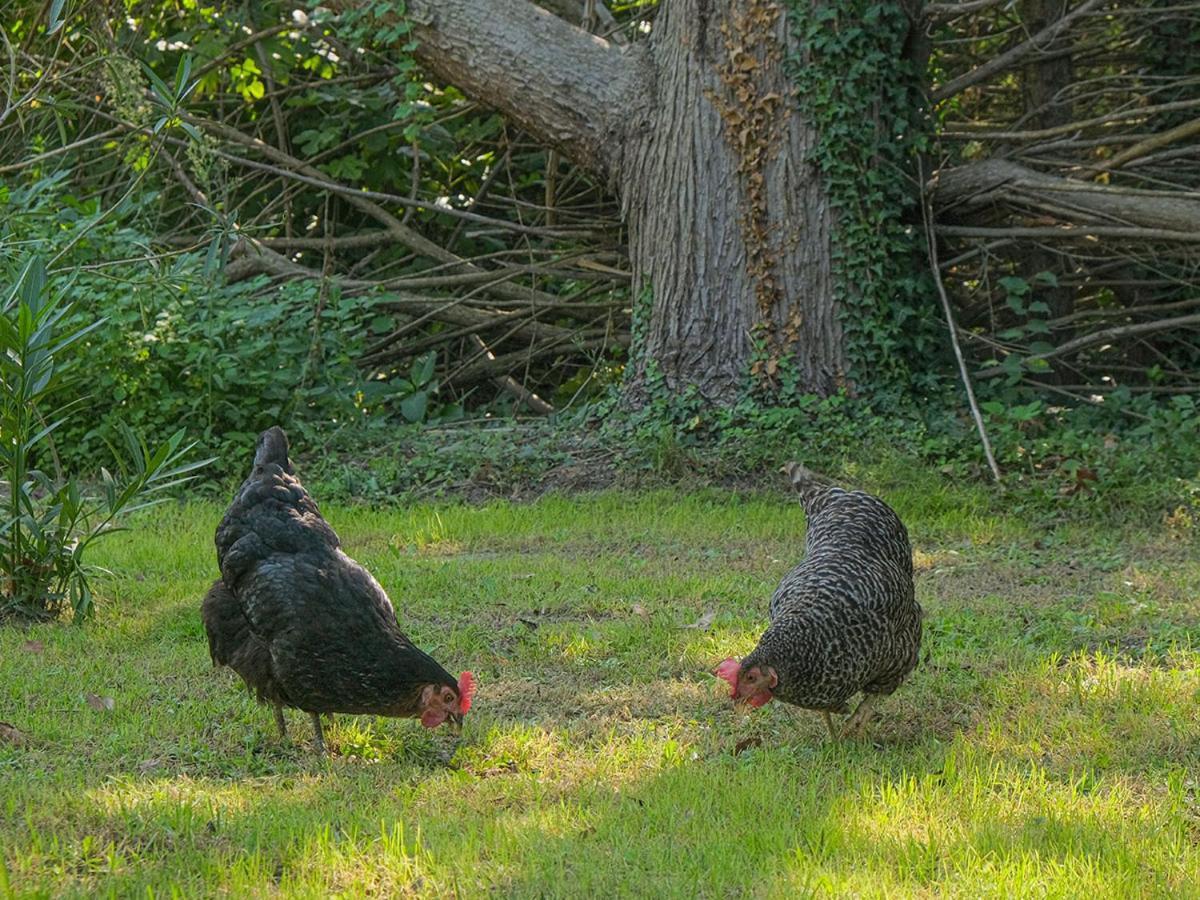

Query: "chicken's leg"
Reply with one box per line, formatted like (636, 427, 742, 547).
(310, 712, 326, 755)
(273, 704, 287, 739)
(822, 711, 839, 741)
(840, 694, 879, 739)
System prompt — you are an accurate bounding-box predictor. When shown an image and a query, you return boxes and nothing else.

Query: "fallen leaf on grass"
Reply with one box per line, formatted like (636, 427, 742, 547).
(684, 610, 716, 630)
(138, 757, 163, 774)
(85, 693, 115, 712)
(0, 722, 28, 746)
(734, 736, 763, 755)
(23, 640, 44, 653)
(631, 603, 648, 617)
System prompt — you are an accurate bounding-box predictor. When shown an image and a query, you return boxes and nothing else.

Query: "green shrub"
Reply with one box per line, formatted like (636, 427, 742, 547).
(0, 257, 209, 621)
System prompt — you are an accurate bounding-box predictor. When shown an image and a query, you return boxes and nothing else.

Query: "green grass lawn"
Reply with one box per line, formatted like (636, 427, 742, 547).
(2, 470, 1199, 897)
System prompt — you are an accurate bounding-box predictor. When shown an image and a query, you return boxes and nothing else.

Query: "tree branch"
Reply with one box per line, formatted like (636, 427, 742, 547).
(179, 114, 601, 315)
(977, 313, 1200, 379)
(469, 334, 556, 414)
(1090, 116, 1200, 174)
(941, 98, 1200, 142)
(922, 0, 1011, 20)
(931, 159, 1200, 236)
(936, 224, 1200, 242)
(921, 164, 1002, 482)
(226, 237, 577, 346)
(448, 331, 628, 384)
(331, 0, 647, 178)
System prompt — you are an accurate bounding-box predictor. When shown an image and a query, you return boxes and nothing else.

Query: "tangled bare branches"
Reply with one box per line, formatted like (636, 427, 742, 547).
(926, 0, 1200, 399)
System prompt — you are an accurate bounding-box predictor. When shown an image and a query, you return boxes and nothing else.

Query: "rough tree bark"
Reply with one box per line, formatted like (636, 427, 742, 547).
(622, 1, 841, 399)
(334, 0, 846, 403)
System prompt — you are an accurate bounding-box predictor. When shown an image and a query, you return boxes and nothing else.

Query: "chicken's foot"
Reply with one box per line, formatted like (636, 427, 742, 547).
(840, 694, 879, 739)
(273, 704, 287, 739)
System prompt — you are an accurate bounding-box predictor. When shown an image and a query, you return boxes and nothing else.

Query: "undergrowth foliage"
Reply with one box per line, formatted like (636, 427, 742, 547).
(288, 383, 1200, 537)
(1, 173, 461, 481)
(5, 166, 1198, 515)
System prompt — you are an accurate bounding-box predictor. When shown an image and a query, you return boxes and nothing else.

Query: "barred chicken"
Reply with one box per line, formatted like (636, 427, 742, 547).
(201, 427, 474, 753)
(715, 463, 921, 739)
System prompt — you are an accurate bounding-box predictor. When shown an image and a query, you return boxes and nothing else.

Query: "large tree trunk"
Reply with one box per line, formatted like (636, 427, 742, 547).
(621, 0, 843, 401)
(337, 0, 846, 403)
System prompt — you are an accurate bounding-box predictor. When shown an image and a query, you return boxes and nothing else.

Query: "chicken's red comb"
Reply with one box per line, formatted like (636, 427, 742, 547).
(457, 671, 476, 714)
(713, 658, 741, 697)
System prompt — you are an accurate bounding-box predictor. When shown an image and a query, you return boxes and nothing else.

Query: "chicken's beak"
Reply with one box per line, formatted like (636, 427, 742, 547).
(447, 711, 463, 734)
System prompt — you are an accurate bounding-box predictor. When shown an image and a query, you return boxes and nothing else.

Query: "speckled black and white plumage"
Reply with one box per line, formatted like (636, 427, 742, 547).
(741, 464, 921, 725)
(201, 427, 461, 738)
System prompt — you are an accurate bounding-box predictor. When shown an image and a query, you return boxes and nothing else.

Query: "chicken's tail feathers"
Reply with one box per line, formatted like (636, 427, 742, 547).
(780, 461, 835, 491)
(253, 426, 291, 470)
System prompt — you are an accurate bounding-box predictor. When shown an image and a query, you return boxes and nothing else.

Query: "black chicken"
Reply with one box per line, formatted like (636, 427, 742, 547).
(715, 462, 921, 739)
(201, 427, 474, 753)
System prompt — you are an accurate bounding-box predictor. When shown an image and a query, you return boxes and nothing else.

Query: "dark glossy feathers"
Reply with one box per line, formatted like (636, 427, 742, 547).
(201, 427, 459, 718)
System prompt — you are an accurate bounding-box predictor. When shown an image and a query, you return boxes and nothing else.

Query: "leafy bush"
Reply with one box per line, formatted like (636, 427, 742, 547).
(1, 172, 464, 481)
(61, 266, 370, 475)
(0, 257, 209, 622)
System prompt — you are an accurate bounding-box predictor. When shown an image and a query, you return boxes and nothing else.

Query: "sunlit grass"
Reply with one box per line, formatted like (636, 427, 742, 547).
(2, 483, 1198, 897)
